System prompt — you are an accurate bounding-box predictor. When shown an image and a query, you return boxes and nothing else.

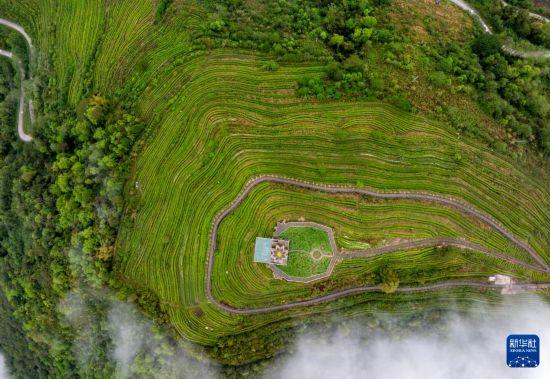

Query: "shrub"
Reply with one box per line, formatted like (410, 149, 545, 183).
(471, 34, 501, 58)
(261, 60, 279, 71)
(493, 140, 508, 153)
(390, 95, 413, 112)
(428, 71, 449, 87)
(515, 123, 532, 139)
(155, 0, 173, 23)
(376, 266, 400, 294)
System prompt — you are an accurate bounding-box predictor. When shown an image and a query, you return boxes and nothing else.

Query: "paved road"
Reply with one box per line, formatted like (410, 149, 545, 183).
(0, 17, 33, 142)
(0, 48, 12, 59)
(449, 0, 550, 58)
(501, 1, 550, 23)
(0, 18, 32, 49)
(206, 176, 550, 314)
(343, 238, 547, 272)
(210, 280, 550, 315)
(269, 224, 547, 283)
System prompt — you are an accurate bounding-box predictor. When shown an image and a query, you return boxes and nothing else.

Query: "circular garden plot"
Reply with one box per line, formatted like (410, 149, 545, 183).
(273, 223, 336, 280)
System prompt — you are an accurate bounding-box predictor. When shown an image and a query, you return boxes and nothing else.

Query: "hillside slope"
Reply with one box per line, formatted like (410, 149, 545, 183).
(0, 0, 549, 375)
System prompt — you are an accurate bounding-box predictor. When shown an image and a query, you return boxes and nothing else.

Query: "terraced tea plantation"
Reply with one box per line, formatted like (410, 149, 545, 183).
(3, 0, 549, 349)
(112, 49, 549, 343)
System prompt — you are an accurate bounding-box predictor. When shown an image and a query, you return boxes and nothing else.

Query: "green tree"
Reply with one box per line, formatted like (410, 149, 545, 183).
(329, 34, 345, 50)
(376, 266, 400, 293)
(472, 34, 501, 58)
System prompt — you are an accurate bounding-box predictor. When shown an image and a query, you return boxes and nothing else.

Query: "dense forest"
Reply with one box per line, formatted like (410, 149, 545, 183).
(0, 0, 548, 377)
(0, 26, 185, 376)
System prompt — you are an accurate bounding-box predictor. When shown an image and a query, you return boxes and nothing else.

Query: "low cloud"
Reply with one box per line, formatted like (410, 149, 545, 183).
(0, 352, 9, 379)
(265, 296, 550, 379)
(60, 288, 216, 378)
(108, 302, 147, 377)
(59, 289, 108, 373)
(108, 300, 217, 378)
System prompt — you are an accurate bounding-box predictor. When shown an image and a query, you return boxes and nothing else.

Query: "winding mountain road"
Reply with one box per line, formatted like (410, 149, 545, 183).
(205, 176, 550, 315)
(0, 17, 33, 142)
(449, 0, 550, 58)
(0, 18, 32, 49)
(0, 47, 12, 59)
(501, 1, 550, 23)
(270, 236, 549, 284)
(343, 238, 547, 272)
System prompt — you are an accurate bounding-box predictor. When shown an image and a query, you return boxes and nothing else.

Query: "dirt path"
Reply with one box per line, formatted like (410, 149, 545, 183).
(0, 17, 34, 142)
(343, 237, 545, 271)
(449, 0, 550, 58)
(271, 235, 548, 284)
(206, 176, 549, 314)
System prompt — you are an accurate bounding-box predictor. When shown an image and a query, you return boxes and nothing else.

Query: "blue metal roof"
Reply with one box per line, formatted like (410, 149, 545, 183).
(254, 237, 272, 263)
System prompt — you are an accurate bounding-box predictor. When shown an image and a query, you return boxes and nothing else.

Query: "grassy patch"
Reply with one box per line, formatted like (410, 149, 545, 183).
(279, 226, 331, 254)
(277, 226, 333, 278)
(278, 250, 332, 278)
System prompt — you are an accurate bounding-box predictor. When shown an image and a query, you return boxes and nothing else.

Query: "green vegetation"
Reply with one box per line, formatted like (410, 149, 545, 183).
(0, 0, 549, 376)
(278, 249, 331, 278)
(280, 227, 331, 255)
(385, 1, 549, 154)
(470, 0, 550, 47)
(155, 0, 173, 23)
(376, 265, 400, 293)
(277, 226, 333, 278)
(0, 79, 145, 376)
(212, 181, 548, 313)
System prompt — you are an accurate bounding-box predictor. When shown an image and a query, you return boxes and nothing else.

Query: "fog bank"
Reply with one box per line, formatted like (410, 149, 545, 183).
(108, 301, 216, 378)
(0, 352, 9, 379)
(265, 296, 549, 379)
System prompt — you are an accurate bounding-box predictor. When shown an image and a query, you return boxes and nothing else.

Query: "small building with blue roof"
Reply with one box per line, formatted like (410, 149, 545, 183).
(254, 237, 289, 265)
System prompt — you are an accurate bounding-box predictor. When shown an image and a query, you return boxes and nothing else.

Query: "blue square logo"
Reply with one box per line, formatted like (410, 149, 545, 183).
(507, 334, 539, 368)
